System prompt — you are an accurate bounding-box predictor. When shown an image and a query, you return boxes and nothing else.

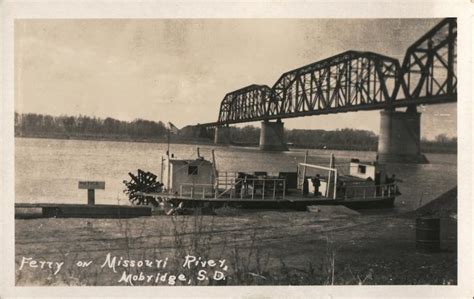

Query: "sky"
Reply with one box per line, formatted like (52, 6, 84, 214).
(15, 18, 456, 140)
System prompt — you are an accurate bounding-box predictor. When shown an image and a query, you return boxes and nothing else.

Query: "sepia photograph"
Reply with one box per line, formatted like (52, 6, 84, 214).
(1, 1, 472, 298)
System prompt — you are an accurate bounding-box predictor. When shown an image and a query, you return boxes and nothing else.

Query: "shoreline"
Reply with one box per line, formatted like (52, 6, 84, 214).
(14, 135, 457, 154)
(14, 189, 457, 286)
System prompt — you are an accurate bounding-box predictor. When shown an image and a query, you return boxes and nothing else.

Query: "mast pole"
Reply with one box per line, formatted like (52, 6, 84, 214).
(166, 125, 171, 191)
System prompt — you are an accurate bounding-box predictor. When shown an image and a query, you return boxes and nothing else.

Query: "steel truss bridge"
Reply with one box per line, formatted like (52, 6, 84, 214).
(199, 18, 456, 128)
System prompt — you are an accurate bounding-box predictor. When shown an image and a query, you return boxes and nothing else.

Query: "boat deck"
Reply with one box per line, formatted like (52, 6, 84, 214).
(138, 188, 396, 210)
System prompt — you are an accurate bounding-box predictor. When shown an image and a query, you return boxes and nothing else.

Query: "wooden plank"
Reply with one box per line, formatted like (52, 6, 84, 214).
(15, 207, 43, 219)
(79, 181, 105, 190)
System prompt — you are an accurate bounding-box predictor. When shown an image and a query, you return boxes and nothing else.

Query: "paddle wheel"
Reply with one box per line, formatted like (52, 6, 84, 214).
(123, 169, 163, 206)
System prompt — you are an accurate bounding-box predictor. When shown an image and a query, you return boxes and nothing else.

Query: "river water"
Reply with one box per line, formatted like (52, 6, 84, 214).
(15, 138, 457, 211)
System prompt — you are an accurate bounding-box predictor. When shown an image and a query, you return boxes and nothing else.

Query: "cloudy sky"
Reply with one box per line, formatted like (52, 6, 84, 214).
(15, 18, 456, 139)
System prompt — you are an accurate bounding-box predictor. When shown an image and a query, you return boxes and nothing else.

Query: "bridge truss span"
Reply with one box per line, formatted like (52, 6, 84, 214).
(397, 18, 457, 106)
(204, 18, 457, 127)
(270, 51, 400, 117)
(217, 84, 275, 123)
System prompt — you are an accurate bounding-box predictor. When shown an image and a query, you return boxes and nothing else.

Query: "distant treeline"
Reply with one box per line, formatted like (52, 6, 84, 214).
(227, 126, 379, 151)
(421, 135, 457, 154)
(15, 112, 170, 141)
(15, 112, 457, 153)
(287, 129, 378, 151)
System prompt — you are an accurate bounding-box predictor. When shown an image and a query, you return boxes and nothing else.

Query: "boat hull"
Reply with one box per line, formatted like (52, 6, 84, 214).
(164, 196, 396, 211)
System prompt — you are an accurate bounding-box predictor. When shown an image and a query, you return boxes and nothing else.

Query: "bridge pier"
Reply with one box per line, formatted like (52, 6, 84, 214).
(214, 126, 231, 145)
(259, 120, 288, 151)
(377, 106, 428, 164)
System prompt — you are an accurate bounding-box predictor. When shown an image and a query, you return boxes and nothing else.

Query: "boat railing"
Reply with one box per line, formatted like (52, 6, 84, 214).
(179, 176, 287, 200)
(216, 172, 239, 191)
(233, 177, 286, 200)
(342, 183, 398, 200)
(179, 183, 215, 199)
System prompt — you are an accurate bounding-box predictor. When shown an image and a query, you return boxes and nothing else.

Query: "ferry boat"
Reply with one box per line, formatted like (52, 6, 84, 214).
(129, 150, 401, 214)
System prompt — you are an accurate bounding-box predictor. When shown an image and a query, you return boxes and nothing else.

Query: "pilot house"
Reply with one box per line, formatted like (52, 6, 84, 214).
(161, 156, 215, 194)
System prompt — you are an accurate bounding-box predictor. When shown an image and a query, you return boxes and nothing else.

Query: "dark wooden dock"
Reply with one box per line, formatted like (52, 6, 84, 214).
(15, 203, 152, 219)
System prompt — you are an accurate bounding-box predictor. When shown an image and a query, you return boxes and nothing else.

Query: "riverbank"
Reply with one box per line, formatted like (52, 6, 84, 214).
(15, 202, 457, 286)
(14, 133, 214, 146)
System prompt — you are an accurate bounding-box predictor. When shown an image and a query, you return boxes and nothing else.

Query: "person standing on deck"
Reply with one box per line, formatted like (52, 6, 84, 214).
(312, 174, 321, 196)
